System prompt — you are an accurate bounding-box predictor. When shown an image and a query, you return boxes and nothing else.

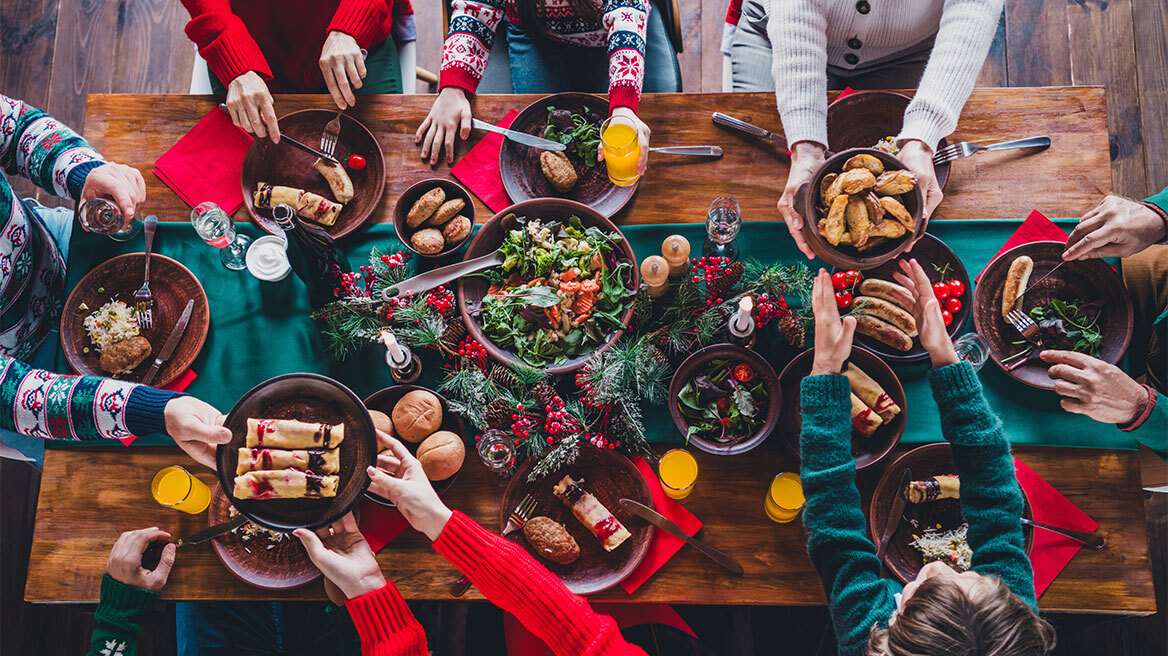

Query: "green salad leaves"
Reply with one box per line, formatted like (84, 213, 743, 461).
(677, 359, 768, 443)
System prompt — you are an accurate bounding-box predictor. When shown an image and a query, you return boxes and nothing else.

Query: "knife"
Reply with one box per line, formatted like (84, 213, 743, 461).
(472, 118, 566, 151)
(142, 299, 195, 386)
(215, 103, 340, 164)
(619, 499, 744, 575)
(712, 112, 789, 152)
(140, 515, 248, 569)
(1017, 260, 1066, 299)
(876, 468, 913, 563)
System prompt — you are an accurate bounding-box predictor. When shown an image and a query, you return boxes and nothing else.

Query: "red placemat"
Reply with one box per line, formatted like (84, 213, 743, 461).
(153, 108, 254, 214)
(451, 110, 519, 213)
(975, 210, 1069, 282)
(357, 499, 411, 551)
(619, 457, 704, 594)
(1014, 457, 1098, 598)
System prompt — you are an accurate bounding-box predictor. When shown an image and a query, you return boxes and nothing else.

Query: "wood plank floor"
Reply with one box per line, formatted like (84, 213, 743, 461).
(1, 1, 1164, 654)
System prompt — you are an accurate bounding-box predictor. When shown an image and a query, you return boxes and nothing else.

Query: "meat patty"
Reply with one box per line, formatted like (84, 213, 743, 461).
(540, 151, 578, 193)
(100, 336, 152, 374)
(523, 516, 580, 565)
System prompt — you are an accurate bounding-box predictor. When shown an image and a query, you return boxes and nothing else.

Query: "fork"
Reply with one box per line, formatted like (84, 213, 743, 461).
(320, 110, 342, 157)
(450, 493, 538, 597)
(134, 215, 157, 330)
(932, 136, 1051, 165)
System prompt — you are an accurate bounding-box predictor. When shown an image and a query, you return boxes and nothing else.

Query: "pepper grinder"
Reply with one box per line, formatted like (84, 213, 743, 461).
(381, 329, 422, 384)
(661, 235, 691, 278)
(728, 295, 756, 348)
(640, 255, 670, 298)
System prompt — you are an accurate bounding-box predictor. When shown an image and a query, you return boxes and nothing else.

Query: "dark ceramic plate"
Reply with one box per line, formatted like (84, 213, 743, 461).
(241, 109, 385, 239)
(363, 385, 465, 506)
(668, 344, 781, 456)
(868, 443, 1034, 584)
(835, 232, 971, 364)
(776, 347, 905, 470)
(216, 374, 378, 531)
(457, 198, 639, 375)
(61, 253, 209, 388)
(392, 178, 475, 259)
(207, 483, 320, 590)
(826, 90, 950, 190)
(501, 445, 654, 596)
(972, 241, 1132, 389)
(499, 93, 637, 218)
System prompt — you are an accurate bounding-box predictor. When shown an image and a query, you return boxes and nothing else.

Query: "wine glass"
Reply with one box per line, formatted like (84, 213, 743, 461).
(78, 197, 142, 242)
(190, 201, 252, 270)
(701, 197, 741, 261)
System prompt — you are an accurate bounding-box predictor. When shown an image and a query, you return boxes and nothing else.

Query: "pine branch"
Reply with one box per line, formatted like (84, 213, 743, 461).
(527, 437, 581, 483)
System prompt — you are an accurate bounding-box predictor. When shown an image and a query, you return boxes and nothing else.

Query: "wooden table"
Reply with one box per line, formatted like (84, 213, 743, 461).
(28, 88, 1151, 612)
(79, 88, 1111, 226)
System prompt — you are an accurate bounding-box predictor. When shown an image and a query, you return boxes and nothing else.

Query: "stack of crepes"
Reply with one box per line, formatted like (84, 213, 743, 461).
(232, 418, 344, 500)
(844, 363, 901, 437)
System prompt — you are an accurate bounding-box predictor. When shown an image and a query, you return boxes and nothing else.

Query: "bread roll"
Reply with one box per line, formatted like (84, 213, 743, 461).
(416, 430, 465, 481)
(391, 390, 443, 442)
(854, 314, 913, 352)
(1002, 255, 1034, 321)
(368, 409, 393, 437)
(852, 296, 918, 337)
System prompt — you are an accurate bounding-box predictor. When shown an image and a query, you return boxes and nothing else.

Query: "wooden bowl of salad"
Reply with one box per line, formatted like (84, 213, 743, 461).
(667, 344, 781, 456)
(457, 198, 639, 375)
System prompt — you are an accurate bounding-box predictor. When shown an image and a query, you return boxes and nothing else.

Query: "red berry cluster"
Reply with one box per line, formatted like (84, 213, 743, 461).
(379, 251, 411, 268)
(755, 292, 790, 326)
(584, 430, 620, 450)
(382, 294, 413, 322)
(573, 364, 598, 406)
(426, 285, 455, 315)
(689, 256, 733, 306)
(542, 394, 579, 445)
(456, 336, 487, 359)
(509, 402, 536, 446)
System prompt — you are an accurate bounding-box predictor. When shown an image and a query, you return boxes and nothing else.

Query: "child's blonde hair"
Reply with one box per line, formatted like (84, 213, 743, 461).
(867, 574, 1056, 656)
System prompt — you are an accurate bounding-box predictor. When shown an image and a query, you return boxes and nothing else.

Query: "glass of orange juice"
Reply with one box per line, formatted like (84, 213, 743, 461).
(600, 115, 641, 186)
(764, 472, 805, 523)
(151, 465, 211, 514)
(658, 448, 698, 500)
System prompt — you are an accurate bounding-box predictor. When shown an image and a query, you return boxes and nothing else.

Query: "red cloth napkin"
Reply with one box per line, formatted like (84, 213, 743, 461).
(451, 110, 519, 213)
(1014, 457, 1098, 598)
(153, 108, 254, 214)
(119, 369, 200, 446)
(357, 499, 412, 552)
(504, 602, 696, 656)
(975, 210, 1069, 282)
(619, 457, 704, 594)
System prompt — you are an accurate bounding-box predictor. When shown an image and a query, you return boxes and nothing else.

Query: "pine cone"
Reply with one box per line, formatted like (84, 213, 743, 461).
(649, 327, 671, 348)
(488, 365, 520, 391)
(532, 381, 558, 409)
(609, 411, 639, 440)
(484, 398, 513, 430)
(709, 261, 744, 297)
(439, 318, 467, 353)
(779, 314, 805, 349)
(646, 344, 670, 368)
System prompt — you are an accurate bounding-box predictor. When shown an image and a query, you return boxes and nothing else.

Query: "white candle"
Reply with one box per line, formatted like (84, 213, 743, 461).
(730, 296, 755, 337)
(380, 329, 409, 367)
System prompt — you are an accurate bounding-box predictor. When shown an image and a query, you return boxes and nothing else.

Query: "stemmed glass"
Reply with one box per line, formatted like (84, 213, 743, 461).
(701, 196, 741, 261)
(78, 197, 142, 241)
(191, 201, 252, 270)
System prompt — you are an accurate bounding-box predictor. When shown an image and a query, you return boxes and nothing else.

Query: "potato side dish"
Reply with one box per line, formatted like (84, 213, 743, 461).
(815, 153, 918, 253)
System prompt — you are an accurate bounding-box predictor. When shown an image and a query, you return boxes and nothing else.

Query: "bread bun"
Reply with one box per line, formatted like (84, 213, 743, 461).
(368, 409, 393, 439)
(416, 430, 464, 481)
(392, 390, 443, 442)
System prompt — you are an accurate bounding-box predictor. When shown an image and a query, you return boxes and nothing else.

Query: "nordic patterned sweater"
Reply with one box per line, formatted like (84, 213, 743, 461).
(440, 0, 650, 112)
(799, 361, 1036, 656)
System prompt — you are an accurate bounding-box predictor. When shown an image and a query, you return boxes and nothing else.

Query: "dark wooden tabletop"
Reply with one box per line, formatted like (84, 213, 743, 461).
(79, 88, 1111, 226)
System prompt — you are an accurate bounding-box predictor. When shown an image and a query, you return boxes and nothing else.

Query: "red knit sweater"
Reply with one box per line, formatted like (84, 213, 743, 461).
(181, 0, 413, 93)
(348, 511, 647, 656)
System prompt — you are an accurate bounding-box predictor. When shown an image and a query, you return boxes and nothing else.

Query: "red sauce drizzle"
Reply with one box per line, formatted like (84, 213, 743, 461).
(594, 515, 622, 542)
(852, 408, 873, 433)
(260, 450, 274, 470)
(250, 476, 275, 499)
(256, 420, 275, 446)
(875, 393, 892, 411)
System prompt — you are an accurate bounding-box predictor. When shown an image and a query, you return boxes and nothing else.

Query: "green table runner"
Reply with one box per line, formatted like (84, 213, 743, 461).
(51, 219, 1136, 452)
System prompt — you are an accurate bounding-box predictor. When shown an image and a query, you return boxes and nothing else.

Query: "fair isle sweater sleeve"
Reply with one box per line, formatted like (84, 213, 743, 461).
(896, 0, 1004, 149)
(344, 582, 429, 656)
(603, 0, 650, 111)
(0, 355, 180, 443)
(434, 511, 647, 656)
(439, 0, 507, 95)
(766, 0, 830, 147)
(928, 361, 1037, 609)
(798, 374, 899, 656)
(182, 0, 274, 85)
(1, 94, 104, 202)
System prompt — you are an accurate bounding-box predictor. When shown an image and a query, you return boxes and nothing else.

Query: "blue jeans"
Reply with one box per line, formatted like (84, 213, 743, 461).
(176, 601, 340, 656)
(507, 7, 682, 95)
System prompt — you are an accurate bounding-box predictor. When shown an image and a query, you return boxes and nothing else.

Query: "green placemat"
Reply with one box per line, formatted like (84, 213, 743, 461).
(50, 219, 1137, 452)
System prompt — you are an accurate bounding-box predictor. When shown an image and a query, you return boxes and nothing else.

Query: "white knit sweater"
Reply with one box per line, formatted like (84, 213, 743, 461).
(766, 0, 1004, 150)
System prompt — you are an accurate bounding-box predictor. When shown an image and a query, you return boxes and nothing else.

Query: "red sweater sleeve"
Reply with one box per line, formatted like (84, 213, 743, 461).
(345, 582, 429, 656)
(433, 511, 647, 656)
(327, 0, 393, 49)
(181, 0, 273, 84)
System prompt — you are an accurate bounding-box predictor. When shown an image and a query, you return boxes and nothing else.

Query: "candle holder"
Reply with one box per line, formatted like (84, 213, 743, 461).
(727, 295, 756, 349)
(389, 351, 422, 384)
(702, 197, 741, 262)
(382, 329, 422, 384)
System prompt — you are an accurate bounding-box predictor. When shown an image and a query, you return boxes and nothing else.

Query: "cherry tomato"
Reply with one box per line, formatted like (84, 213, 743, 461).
(348, 154, 367, 170)
(835, 289, 853, 308)
(945, 297, 962, 314)
(932, 281, 951, 300)
(947, 279, 965, 298)
(733, 363, 755, 382)
(716, 397, 731, 414)
(831, 271, 849, 290)
(941, 309, 953, 326)
(844, 270, 862, 286)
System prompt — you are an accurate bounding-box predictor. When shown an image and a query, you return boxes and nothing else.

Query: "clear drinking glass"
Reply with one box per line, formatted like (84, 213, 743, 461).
(477, 429, 516, 485)
(954, 333, 990, 371)
(78, 197, 142, 241)
(600, 115, 642, 187)
(191, 201, 251, 270)
(702, 197, 741, 261)
(151, 465, 211, 514)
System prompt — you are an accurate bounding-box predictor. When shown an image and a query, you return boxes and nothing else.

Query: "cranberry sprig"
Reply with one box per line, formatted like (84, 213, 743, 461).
(426, 285, 455, 315)
(755, 292, 790, 327)
(509, 402, 536, 446)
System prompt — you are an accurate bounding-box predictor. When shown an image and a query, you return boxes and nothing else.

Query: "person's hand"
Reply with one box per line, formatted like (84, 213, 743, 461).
(810, 268, 856, 375)
(293, 513, 385, 602)
(892, 258, 958, 368)
(226, 71, 280, 142)
(777, 141, 827, 260)
(80, 163, 146, 227)
(1063, 195, 1166, 260)
(366, 431, 452, 541)
(106, 528, 175, 592)
(164, 396, 231, 470)
(597, 107, 651, 177)
(416, 87, 473, 166)
(1041, 350, 1148, 424)
(897, 140, 942, 229)
(320, 31, 366, 110)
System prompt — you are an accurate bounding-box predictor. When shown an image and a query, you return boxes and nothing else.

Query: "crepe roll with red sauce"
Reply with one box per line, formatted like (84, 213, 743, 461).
(552, 475, 631, 552)
(843, 364, 901, 424)
(236, 447, 340, 476)
(904, 474, 960, 504)
(233, 470, 339, 499)
(246, 418, 345, 449)
(254, 182, 344, 226)
(850, 392, 884, 437)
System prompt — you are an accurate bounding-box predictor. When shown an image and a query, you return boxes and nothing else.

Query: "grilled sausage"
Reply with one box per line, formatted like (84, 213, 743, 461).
(852, 296, 918, 336)
(854, 314, 914, 352)
(1002, 255, 1034, 321)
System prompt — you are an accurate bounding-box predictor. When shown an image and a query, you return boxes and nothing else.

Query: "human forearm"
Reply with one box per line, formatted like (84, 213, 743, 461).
(345, 583, 429, 656)
(327, 0, 392, 48)
(0, 94, 103, 201)
(438, 0, 505, 94)
(181, 0, 272, 84)
(85, 575, 159, 656)
(767, 0, 829, 147)
(604, 0, 650, 111)
(1128, 391, 1168, 455)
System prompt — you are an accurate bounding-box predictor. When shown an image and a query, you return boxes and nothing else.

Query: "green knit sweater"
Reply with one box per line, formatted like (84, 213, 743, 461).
(799, 361, 1036, 656)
